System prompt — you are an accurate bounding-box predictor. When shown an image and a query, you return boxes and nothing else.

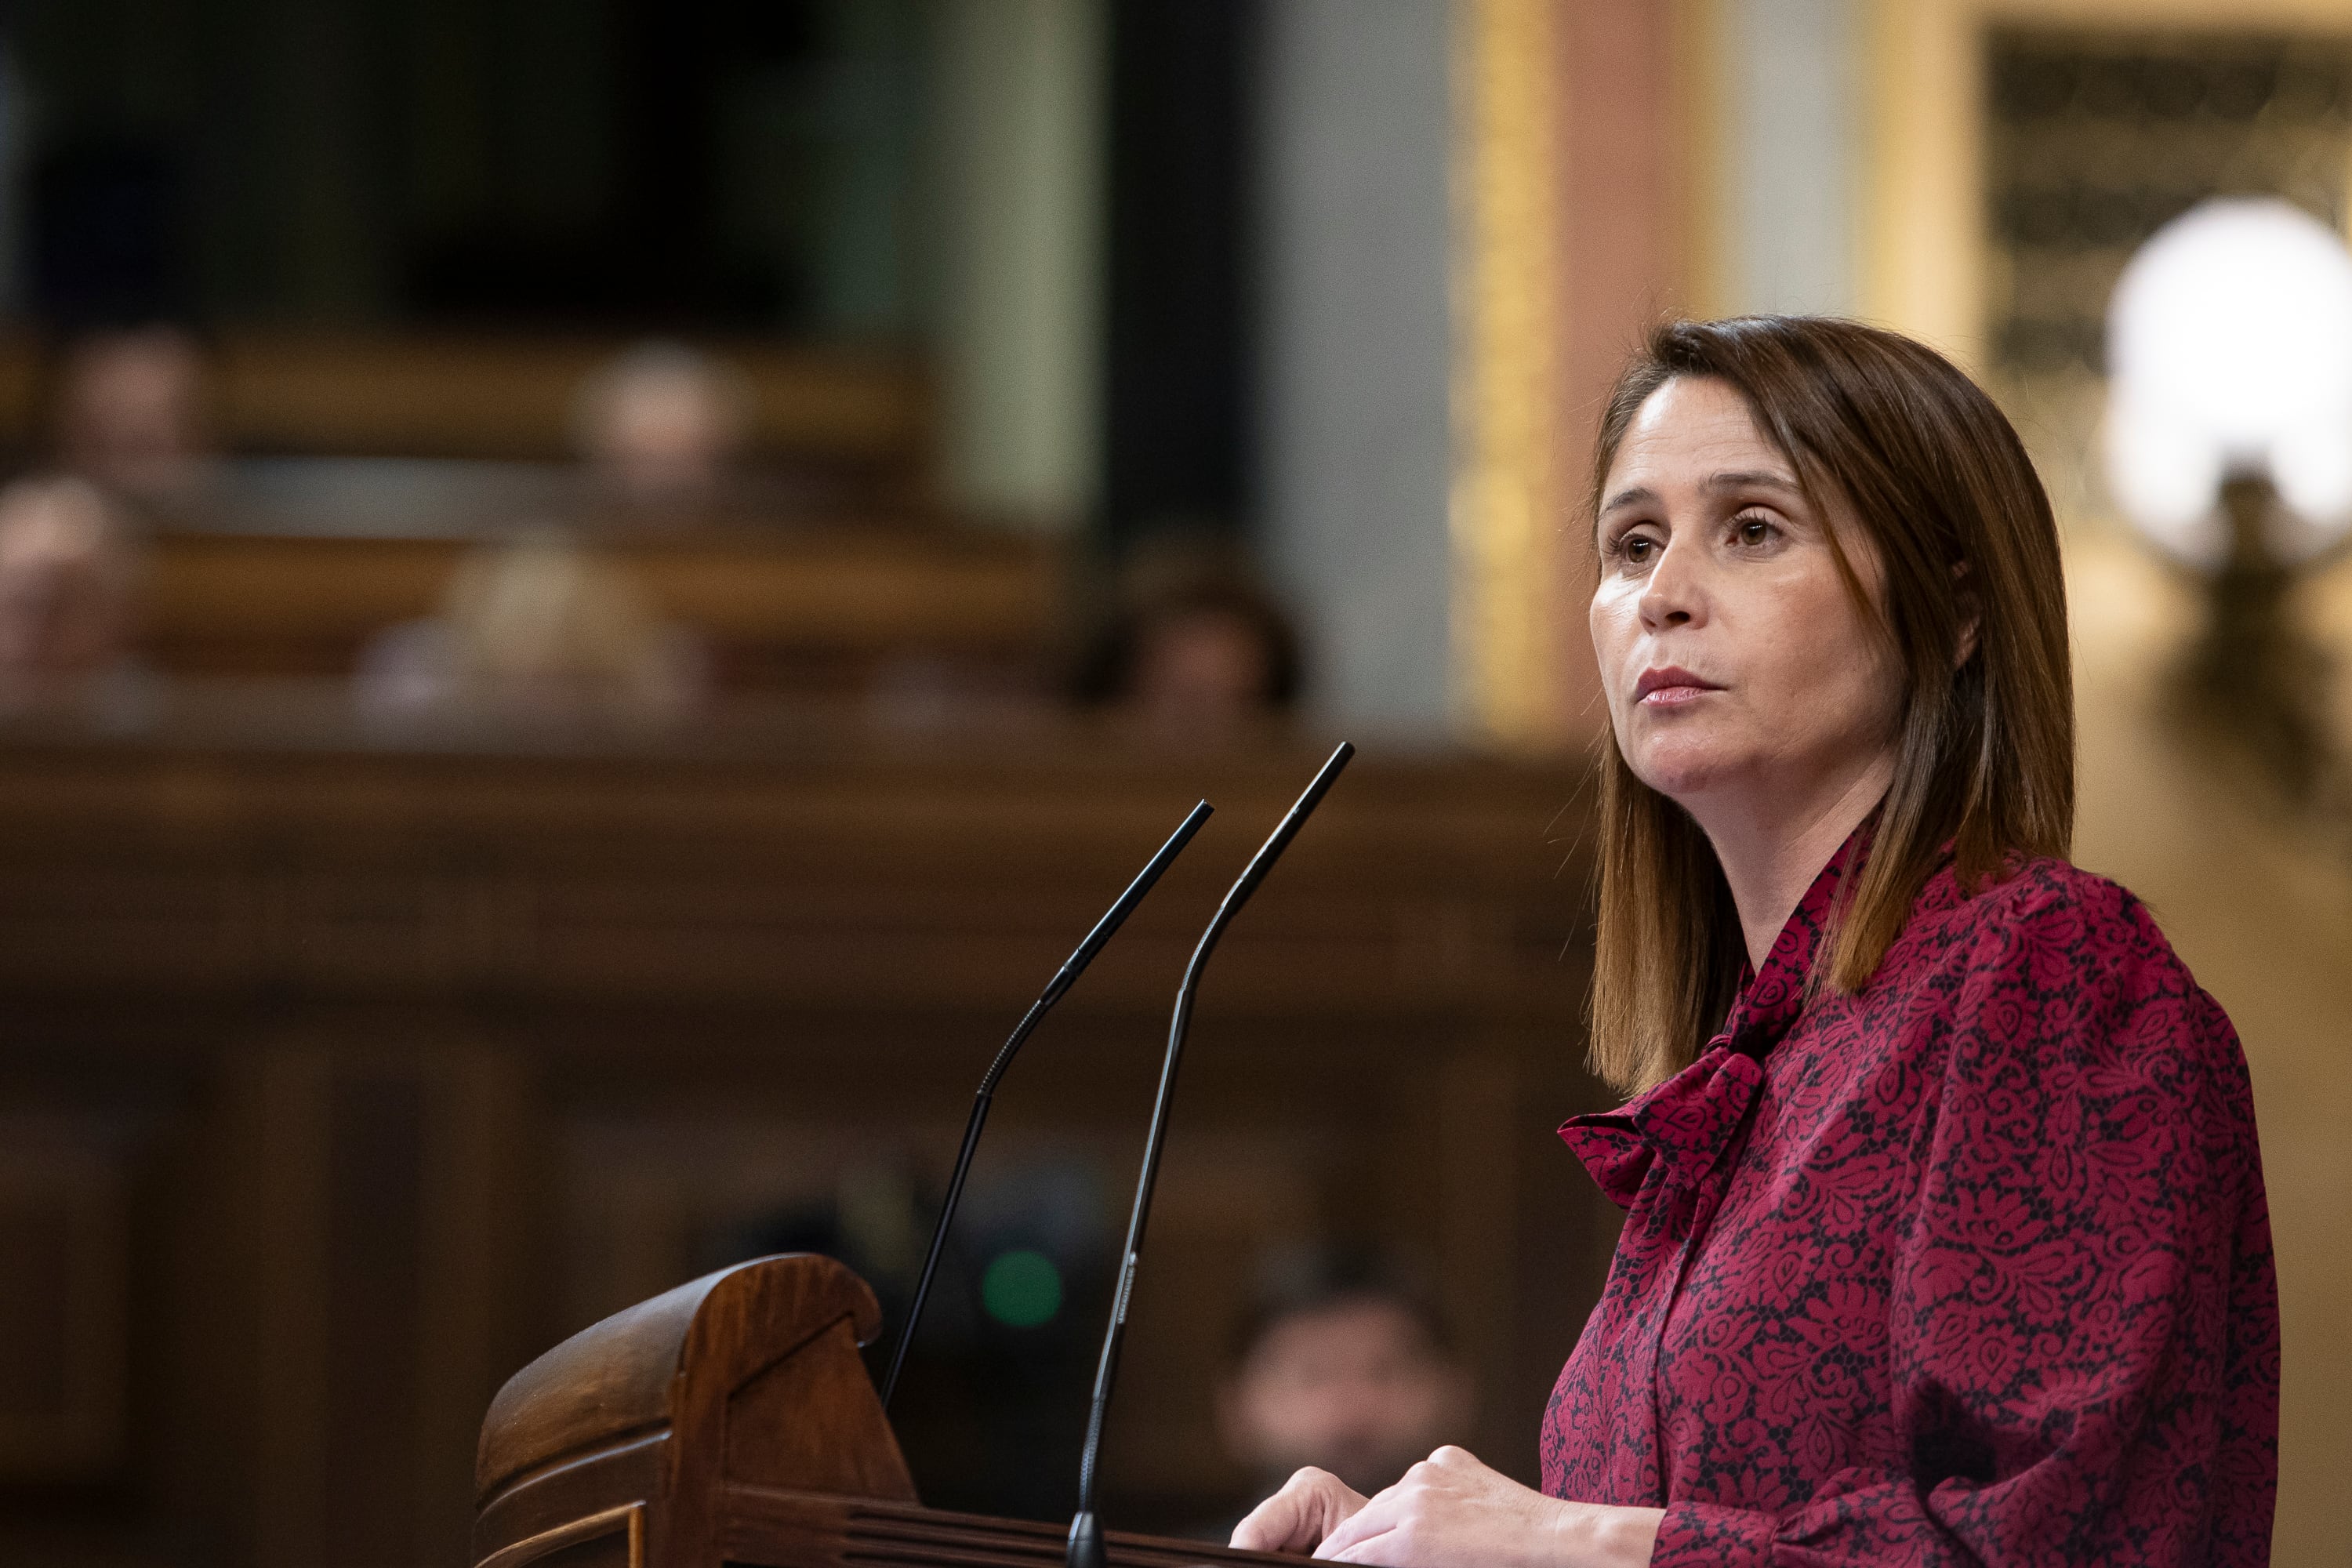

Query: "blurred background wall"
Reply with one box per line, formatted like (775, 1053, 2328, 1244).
(0, 0, 2347, 1564)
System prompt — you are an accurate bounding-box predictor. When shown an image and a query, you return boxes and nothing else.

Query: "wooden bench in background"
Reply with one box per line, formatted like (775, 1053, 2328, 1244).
(0, 332, 929, 467)
(141, 525, 1060, 693)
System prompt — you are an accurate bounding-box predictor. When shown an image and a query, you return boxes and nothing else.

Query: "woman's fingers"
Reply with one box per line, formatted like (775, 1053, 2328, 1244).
(1308, 1447, 1530, 1568)
(1230, 1454, 1525, 1563)
(1230, 1467, 1368, 1555)
(1316, 1516, 1399, 1563)
(1278, 1445, 1650, 1568)
(1229, 1489, 1312, 1555)
(1308, 1486, 1400, 1562)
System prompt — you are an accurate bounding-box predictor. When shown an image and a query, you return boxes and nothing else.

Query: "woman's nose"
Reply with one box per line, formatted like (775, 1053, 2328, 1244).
(1638, 539, 1703, 630)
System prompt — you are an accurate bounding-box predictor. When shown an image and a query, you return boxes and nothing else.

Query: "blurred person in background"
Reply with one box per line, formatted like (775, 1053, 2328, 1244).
(1208, 1254, 1470, 1537)
(52, 323, 218, 511)
(1073, 534, 1302, 742)
(572, 340, 753, 521)
(0, 475, 152, 724)
(354, 530, 706, 725)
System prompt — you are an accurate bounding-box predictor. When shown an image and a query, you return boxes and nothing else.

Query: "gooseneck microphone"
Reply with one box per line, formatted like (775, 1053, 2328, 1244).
(880, 800, 1214, 1411)
(1065, 742, 1355, 1568)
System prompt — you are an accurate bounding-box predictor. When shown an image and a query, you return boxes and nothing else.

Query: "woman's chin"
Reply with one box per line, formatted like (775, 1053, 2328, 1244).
(1626, 740, 1742, 803)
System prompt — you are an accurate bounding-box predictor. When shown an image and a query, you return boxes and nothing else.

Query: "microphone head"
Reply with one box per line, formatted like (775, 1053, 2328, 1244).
(1218, 742, 1354, 916)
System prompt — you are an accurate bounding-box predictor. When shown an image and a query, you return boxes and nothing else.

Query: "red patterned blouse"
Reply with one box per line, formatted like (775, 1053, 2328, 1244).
(1540, 839, 2278, 1565)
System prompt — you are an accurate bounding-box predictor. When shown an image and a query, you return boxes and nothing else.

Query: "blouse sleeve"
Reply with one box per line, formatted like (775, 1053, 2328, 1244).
(1647, 880, 2279, 1567)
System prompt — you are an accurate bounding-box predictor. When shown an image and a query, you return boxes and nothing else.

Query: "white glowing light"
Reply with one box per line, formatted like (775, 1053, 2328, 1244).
(2103, 197, 2352, 568)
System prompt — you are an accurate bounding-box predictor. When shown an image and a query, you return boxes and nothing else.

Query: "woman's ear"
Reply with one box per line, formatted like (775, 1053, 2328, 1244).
(1952, 560, 1980, 669)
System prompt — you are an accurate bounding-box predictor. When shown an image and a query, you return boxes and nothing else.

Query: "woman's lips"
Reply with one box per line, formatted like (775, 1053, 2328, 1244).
(1635, 666, 1722, 706)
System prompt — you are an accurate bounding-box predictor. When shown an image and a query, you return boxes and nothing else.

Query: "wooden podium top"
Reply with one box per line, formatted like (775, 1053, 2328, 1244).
(474, 1254, 1299, 1568)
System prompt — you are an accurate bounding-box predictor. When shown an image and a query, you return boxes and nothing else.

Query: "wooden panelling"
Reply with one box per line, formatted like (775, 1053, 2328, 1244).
(226, 1041, 540, 1568)
(0, 1114, 133, 1482)
(0, 715, 1614, 1565)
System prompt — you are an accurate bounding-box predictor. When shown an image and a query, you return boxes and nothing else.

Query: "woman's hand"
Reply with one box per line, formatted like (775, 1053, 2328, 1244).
(1235, 1446, 1661, 1568)
(1230, 1467, 1370, 1555)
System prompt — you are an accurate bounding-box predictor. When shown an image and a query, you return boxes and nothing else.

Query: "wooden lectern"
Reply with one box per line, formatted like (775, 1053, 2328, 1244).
(474, 1254, 1287, 1568)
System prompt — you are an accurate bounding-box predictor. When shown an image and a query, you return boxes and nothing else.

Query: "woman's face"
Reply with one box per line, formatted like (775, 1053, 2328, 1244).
(1588, 376, 1904, 822)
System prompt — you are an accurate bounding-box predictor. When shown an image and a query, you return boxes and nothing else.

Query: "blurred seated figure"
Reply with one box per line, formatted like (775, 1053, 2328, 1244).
(1073, 535, 1302, 742)
(0, 476, 153, 724)
(572, 341, 753, 519)
(1214, 1252, 1471, 1526)
(355, 531, 706, 726)
(53, 324, 219, 509)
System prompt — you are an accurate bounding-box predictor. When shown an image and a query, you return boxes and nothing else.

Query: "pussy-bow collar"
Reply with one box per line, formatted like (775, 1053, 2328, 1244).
(1561, 836, 1857, 1206)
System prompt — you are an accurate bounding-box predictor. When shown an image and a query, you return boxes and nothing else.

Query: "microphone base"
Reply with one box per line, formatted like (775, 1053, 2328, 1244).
(1065, 1509, 1106, 1568)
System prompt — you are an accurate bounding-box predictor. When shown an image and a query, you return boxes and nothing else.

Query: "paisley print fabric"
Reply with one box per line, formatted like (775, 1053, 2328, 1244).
(1541, 837, 2278, 1565)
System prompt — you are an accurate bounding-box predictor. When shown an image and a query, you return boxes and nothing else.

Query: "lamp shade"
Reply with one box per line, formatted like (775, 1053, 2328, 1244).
(2103, 197, 2352, 567)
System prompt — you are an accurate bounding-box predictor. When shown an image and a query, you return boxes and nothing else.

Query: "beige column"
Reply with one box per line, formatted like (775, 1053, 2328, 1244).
(930, 0, 1107, 532)
(1450, 0, 1567, 750)
(1450, 0, 1692, 749)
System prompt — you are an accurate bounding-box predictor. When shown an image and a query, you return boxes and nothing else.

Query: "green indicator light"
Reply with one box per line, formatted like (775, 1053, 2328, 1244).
(980, 1249, 1063, 1328)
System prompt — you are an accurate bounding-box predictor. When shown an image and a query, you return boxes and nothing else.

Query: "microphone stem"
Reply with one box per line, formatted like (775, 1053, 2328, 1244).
(880, 994, 1041, 1410)
(1073, 966, 1198, 1515)
(1068, 742, 1353, 1552)
(882, 800, 1213, 1413)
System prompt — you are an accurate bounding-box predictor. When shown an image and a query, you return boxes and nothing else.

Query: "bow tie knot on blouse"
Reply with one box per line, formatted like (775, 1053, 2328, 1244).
(1562, 880, 1817, 1207)
(1561, 1036, 1765, 1207)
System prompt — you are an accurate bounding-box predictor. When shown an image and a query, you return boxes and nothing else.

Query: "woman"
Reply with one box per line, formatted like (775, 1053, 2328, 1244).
(1232, 317, 2278, 1566)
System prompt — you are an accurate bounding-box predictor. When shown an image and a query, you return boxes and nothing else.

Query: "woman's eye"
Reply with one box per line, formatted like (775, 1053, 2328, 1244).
(1621, 535, 1655, 563)
(1732, 514, 1774, 546)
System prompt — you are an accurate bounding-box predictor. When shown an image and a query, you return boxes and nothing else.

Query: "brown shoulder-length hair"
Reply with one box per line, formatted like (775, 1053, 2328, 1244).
(1588, 316, 2074, 1094)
